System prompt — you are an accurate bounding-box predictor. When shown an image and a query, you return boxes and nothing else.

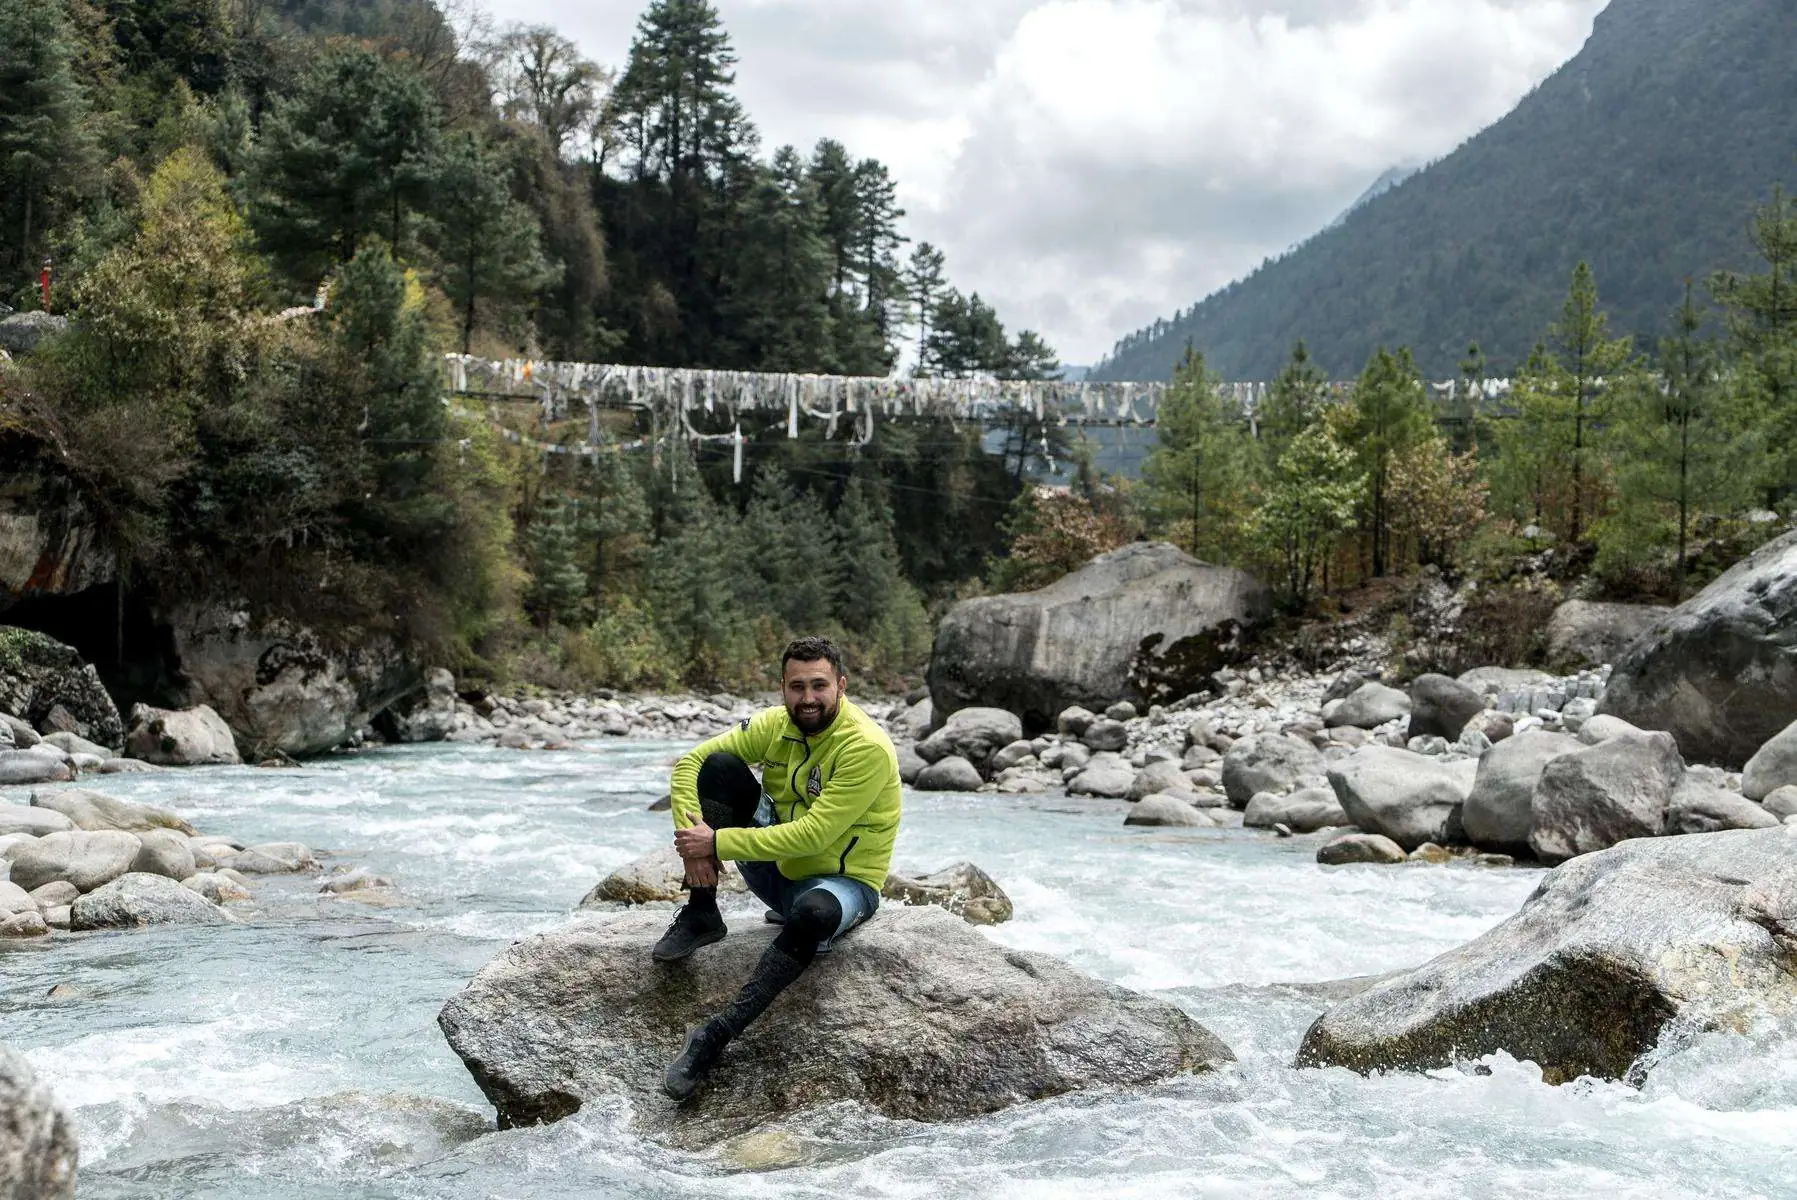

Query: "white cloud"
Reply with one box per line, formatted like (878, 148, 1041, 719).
(485, 0, 1608, 362)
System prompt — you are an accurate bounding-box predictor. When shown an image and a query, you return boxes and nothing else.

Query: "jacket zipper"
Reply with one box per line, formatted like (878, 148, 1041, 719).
(838, 835, 859, 875)
(788, 735, 811, 822)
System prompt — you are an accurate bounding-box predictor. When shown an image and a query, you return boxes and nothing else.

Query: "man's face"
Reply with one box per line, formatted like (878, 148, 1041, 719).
(783, 658, 845, 735)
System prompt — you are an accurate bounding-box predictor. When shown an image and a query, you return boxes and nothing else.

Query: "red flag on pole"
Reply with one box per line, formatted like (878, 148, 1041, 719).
(39, 259, 52, 313)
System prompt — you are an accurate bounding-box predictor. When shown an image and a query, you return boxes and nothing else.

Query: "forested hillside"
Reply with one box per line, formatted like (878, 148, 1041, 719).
(1093, 0, 1797, 381)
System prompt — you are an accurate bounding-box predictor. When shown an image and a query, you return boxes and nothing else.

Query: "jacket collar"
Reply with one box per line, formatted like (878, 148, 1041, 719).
(778, 697, 863, 745)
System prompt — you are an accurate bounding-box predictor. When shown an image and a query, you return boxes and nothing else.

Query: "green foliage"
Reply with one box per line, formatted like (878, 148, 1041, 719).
(1250, 426, 1362, 609)
(1139, 348, 1258, 563)
(523, 495, 589, 626)
(1258, 340, 1328, 468)
(429, 133, 557, 355)
(1342, 346, 1432, 575)
(0, 0, 95, 291)
(989, 488, 1129, 594)
(1712, 188, 1797, 498)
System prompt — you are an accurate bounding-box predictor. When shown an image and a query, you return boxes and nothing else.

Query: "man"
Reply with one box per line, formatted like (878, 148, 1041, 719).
(655, 635, 903, 1101)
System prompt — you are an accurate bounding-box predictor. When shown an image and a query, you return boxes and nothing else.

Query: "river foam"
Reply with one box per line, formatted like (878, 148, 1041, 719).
(3, 742, 1792, 1198)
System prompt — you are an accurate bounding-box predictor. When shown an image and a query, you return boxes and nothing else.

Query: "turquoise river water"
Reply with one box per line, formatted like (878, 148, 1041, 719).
(2, 741, 1794, 1198)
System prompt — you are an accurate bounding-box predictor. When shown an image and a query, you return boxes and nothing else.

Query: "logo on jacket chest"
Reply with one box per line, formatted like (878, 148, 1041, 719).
(807, 766, 823, 797)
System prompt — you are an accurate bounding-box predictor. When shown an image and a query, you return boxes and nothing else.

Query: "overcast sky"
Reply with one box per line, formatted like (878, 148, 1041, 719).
(484, 0, 1609, 364)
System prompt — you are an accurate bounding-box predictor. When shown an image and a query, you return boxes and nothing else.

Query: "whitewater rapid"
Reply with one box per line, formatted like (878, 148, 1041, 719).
(3, 742, 1793, 1198)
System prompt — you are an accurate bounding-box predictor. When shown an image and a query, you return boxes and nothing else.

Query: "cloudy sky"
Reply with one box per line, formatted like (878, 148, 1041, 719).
(485, 0, 1610, 364)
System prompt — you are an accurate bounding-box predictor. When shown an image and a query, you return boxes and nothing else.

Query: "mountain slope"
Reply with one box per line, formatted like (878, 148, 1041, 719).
(1092, 0, 1797, 381)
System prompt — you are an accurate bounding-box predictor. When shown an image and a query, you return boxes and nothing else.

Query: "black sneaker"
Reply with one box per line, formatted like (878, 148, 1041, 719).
(664, 1020, 731, 1101)
(762, 908, 786, 925)
(651, 904, 726, 962)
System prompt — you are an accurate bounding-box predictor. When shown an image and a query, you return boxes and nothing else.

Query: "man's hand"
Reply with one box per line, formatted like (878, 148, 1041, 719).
(684, 854, 721, 888)
(675, 821, 716, 861)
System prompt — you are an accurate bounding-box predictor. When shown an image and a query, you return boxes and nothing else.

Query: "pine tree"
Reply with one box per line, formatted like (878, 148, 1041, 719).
(525, 494, 589, 627)
(1140, 347, 1257, 563)
(721, 145, 833, 371)
(248, 48, 442, 290)
(1600, 284, 1755, 596)
(905, 241, 947, 373)
(429, 132, 557, 354)
(0, 0, 93, 292)
(1712, 189, 1797, 502)
(1258, 340, 1327, 468)
(1251, 426, 1362, 609)
(1342, 346, 1432, 576)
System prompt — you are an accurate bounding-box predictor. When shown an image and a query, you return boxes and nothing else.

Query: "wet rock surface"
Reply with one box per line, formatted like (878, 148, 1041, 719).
(437, 906, 1235, 1147)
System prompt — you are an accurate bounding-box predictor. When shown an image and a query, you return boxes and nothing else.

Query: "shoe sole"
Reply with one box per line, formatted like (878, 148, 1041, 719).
(651, 925, 727, 963)
(663, 1027, 706, 1101)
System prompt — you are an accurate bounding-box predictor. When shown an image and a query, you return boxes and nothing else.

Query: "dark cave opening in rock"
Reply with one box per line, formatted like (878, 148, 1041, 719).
(0, 583, 183, 716)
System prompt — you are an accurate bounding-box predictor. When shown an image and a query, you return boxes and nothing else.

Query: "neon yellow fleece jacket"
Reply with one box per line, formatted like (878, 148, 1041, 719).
(669, 697, 901, 891)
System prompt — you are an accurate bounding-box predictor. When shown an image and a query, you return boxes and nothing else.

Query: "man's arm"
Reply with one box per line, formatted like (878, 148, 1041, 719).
(668, 710, 777, 830)
(713, 743, 888, 863)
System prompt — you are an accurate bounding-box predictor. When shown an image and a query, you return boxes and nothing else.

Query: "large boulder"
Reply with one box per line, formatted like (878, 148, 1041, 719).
(916, 707, 1023, 772)
(577, 846, 746, 907)
(0, 311, 70, 355)
(0, 628, 122, 747)
(29, 789, 193, 835)
(1743, 718, 1797, 801)
(1221, 733, 1325, 808)
(437, 906, 1234, 1143)
(69, 872, 230, 929)
(1405, 674, 1484, 742)
(0, 466, 114, 609)
(881, 862, 1013, 925)
(1244, 787, 1349, 833)
(927, 542, 1270, 732)
(1126, 760, 1189, 802)
(1125, 794, 1212, 827)
(124, 703, 241, 766)
(1546, 600, 1671, 669)
(1066, 755, 1135, 798)
(0, 752, 71, 786)
(1597, 531, 1797, 767)
(1529, 731, 1684, 864)
(0, 1044, 78, 1199)
(1326, 746, 1476, 850)
(1663, 778, 1781, 835)
(1460, 732, 1583, 854)
(7, 829, 141, 893)
(1296, 827, 1797, 1082)
(0, 803, 74, 838)
(379, 667, 458, 744)
(913, 755, 984, 792)
(166, 607, 422, 759)
(1324, 682, 1411, 730)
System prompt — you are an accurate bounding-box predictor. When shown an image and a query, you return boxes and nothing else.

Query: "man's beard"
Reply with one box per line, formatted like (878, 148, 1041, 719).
(788, 698, 840, 735)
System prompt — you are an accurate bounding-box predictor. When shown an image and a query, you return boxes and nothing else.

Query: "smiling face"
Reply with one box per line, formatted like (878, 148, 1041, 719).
(783, 657, 845, 736)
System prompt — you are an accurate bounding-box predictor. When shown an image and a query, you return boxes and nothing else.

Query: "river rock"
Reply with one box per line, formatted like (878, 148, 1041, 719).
(1296, 826, 1797, 1082)
(70, 872, 230, 929)
(41, 731, 113, 759)
(0, 880, 34, 917)
(1457, 667, 1552, 698)
(182, 872, 252, 903)
(29, 789, 193, 835)
(129, 829, 196, 880)
(1406, 674, 1484, 742)
(27, 881, 77, 909)
(578, 846, 746, 907)
(914, 755, 983, 792)
(1127, 760, 1188, 801)
(0, 1043, 78, 1198)
(124, 703, 241, 766)
(166, 607, 422, 758)
(228, 842, 317, 874)
(1577, 714, 1644, 745)
(0, 714, 37, 748)
(1765, 786, 1797, 820)
(1222, 733, 1325, 808)
(0, 804, 74, 838)
(1325, 682, 1412, 730)
(381, 667, 458, 744)
(1663, 780, 1781, 835)
(1529, 730, 1684, 864)
(1056, 706, 1097, 737)
(1460, 732, 1583, 854)
(927, 542, 1270, 731)
(1327, 747, 1475, 850)
(1080, 718, 1129, 752)
(1546, 600, 1670, 669)
(1244, 788, 1349, 833)
(1316, 833, 1408, 865)
(0, 753, 72, 786)
(8, 830, 141, 893)
(1597, 531, 1797, 767)
(437, 905, 1235, 1143)
(916, 707, 1022, 772)
(1743, 719, 1797, 802)
(988, 740, 1037, 772)
(0, 627, 122, 747)
(1125, 794, 1211, 827)
(895, 743, 926, 785)
(882, 862, 1013, 925)
(1067, 755, 1135, 798)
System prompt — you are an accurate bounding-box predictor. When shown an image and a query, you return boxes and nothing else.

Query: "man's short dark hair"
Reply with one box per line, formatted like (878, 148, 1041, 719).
(781, 636, 845, 678)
